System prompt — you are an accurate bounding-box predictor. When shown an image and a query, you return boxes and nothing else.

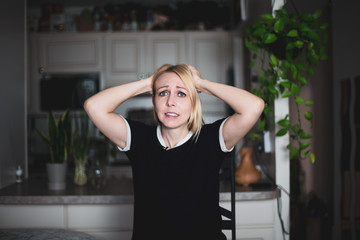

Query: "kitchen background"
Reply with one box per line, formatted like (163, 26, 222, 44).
(1, 0, 359, 239)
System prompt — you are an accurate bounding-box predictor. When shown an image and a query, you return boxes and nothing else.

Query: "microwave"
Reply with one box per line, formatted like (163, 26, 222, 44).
(40, 73, 100, 111)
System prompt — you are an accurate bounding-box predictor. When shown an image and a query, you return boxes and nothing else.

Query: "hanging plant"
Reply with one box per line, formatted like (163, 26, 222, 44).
(244, 3, 328, 163)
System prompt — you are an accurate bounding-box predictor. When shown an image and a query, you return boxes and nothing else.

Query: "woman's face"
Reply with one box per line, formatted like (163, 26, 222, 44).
(153, 72, 192, 132)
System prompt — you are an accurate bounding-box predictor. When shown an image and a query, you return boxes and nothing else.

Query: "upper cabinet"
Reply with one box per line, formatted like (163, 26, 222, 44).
(105, 32, 187, 86)
(29, 31, 232, 114)
(145, 32, 186, 72)
(37, 33, 103, 73)
(187, 32, 232, 112)
(104, 33, 145, 86)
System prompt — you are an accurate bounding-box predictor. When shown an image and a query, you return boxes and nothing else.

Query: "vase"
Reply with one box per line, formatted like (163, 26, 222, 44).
(235, 147, 261, 187)
(46, 163, 67, 190)
(74, 160, 87, 186)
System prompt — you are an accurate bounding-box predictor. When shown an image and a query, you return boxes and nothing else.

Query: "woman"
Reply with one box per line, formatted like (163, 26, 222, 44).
(84, 63, 264, 240)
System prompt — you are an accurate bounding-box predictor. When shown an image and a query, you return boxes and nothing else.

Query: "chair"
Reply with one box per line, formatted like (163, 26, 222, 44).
(219, 150, 236, 240)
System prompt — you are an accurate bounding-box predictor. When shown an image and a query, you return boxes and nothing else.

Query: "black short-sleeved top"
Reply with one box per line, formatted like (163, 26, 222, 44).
(123, 118, 230, 240)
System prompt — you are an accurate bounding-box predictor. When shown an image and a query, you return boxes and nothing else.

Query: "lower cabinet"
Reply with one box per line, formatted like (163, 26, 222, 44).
(220, 200, 276, 240)
(0, 199, 277, 240)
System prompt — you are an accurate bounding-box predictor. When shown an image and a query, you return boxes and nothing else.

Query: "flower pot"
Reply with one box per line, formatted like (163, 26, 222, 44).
(46, 163, 67, 190)
(268, 36, 302, 60)
(235, 147, 261, 187)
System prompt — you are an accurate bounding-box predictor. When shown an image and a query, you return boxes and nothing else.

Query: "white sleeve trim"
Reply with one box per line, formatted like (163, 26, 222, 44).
(117, 115, 131, 152)
(219, 117, 234, 152)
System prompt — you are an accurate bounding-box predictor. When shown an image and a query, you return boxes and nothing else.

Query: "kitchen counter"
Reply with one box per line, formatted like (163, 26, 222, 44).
(0, 171, 281, 240)
(0, 172, 280, 205)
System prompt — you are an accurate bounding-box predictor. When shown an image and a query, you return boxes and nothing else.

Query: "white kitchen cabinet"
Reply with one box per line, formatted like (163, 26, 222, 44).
(0, 204, 133, 239)
(187, 31, 232, 113)
(145, 32, 186, 71)
(28, 33, 104, 114)
(37, 33, 103, 73)
(221, 200, 276, 240)
(0, 199, 277, 240)
(28, 31, 231, 115)
(104, 33, 146, 86)
(104, 32, 186, 87)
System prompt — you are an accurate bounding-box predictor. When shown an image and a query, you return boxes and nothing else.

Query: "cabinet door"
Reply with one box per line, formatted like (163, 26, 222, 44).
(220, 200, 276, 240)
(105, 33, 145, 87)
(145, 32, 186, 72)
(38, 33, 103, 73)
(187, 32, 232, 114)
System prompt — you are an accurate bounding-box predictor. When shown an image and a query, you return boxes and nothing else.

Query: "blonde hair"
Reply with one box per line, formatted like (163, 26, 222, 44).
(152, 63, 204, 136)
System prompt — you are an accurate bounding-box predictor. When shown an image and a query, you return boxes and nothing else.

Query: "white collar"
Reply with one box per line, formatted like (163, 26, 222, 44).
(156, 125, 193, 150)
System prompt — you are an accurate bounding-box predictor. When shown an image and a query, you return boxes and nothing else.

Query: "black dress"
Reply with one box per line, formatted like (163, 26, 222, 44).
(124, 118, 229, 240)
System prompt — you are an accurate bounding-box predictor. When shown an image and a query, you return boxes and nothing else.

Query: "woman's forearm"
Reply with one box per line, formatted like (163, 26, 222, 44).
(198, 79, 264, 118)
(84, 77, 152, 116)
(196, 77, 264, 149)
(83, 77, 152, 148)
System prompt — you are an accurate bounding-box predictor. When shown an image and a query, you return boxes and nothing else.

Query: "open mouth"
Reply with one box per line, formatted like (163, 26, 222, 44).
(165, 112, 179, 117)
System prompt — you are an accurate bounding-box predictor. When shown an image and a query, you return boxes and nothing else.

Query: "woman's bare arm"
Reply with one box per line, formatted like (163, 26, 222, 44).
(84, 77, 152, 148)
(189, 66, 264, 150)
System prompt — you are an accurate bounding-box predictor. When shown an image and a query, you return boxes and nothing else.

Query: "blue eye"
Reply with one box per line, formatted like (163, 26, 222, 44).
(178, 92, 186, 97)
(159, 91, 168, 96)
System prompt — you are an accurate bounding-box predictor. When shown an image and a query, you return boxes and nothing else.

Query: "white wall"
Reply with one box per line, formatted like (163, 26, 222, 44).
(0, 1, 27, 188)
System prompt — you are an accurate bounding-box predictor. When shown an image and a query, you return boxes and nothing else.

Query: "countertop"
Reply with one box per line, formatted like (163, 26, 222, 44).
(0, 171, 280, 205)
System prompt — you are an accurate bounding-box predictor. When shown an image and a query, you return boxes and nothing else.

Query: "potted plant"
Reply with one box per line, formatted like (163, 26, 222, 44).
(72, 112, 92, 186)
(36, 109, 72, 190)
(244, 4, 328, 164)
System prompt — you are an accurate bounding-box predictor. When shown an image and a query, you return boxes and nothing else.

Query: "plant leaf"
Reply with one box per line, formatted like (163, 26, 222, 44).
(267, 84, 278, 95)
(294, 40, 304, 48)
(263, 105, 272, 114)
(277, 119, 291, 128)
(270, 54, 279, 66)
(304, 111, 313, 120)
(304, 100, 314, 106)
(274, 18, 285, 33)
(280, 81, 291, 89)
(298, 75, 308, 85)
(300, 142, 311, 150)
(290, 149, 299, 159)
(264, 33, 277, 44)
(300, 130, 312, 139)
(295, 96, 304, 104)
(313, 8, 322, 19)
(257, 119, 266, 131)
(292, 83, 300, 93)
(276, 128, 288, 137)
(310, 153, 316, 163)
(261, 14, 274, 20)
(282, 91, 293, 98)
(250, 132, 260, 141)
(287, 29, 298, 37)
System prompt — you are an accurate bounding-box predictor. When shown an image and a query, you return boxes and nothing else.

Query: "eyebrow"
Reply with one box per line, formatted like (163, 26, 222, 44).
(157, 85, 188, 92)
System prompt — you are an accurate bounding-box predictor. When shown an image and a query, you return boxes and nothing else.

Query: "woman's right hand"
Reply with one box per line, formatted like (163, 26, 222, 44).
(143, 74, 154, 95)
(188, 65, 206, 93)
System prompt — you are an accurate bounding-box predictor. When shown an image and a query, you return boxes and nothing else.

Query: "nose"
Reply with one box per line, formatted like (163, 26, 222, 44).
(166, 93, 176, 106)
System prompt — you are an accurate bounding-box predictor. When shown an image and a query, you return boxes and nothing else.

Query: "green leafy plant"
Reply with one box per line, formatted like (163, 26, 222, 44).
(244, 4, 328, 163)
(36, 110, 72, 164)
